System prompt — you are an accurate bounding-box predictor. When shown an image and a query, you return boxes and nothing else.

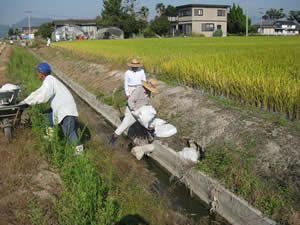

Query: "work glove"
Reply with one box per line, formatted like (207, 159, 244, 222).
(148, 129, 155, 138)
(109, 134, 118, 145)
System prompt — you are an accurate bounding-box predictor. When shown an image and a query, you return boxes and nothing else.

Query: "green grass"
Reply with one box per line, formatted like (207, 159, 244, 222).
(54, 36, 300, 119)
(196, 144, 299, 224)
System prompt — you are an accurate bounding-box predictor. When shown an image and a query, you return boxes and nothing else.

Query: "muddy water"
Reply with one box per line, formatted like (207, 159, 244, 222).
(74, 93, 230, 225)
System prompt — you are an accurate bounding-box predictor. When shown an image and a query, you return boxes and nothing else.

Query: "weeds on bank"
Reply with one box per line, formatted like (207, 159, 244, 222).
(207, 94, 300, 132)
(196, 145, 299, 224)
(96, 87, 127, 113)
(8, 46, 120, 225)
(28, 198, 49, 225)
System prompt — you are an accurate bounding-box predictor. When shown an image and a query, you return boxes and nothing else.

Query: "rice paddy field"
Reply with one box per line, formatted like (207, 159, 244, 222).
(53, 36, 300, 119)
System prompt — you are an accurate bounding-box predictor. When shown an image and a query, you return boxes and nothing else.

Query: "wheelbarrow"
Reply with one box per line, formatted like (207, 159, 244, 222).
(0, 87, 27, 141)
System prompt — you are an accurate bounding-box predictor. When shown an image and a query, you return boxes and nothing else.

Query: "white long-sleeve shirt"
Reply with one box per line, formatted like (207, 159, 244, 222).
(24, 75, 78, 124)
(124, 68, 146, 96)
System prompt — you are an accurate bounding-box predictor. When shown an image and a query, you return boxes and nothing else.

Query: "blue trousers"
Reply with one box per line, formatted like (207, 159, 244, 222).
(44, 108, 80, 146)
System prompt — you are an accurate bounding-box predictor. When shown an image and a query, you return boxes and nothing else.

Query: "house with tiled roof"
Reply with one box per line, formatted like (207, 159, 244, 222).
(256, 20, 299, 35)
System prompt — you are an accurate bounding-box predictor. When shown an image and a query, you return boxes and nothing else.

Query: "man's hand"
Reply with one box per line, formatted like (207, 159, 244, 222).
(109, 134, 118, 144)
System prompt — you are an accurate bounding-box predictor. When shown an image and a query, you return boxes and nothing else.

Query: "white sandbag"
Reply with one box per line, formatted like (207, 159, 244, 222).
(131, 144, 155, 160)
(132, 105, 156, 129)
(148, 118, 166, 129)
(177, 147, 199, 163)
(0, 83, 20, 92)
(155, 123, 177, 138)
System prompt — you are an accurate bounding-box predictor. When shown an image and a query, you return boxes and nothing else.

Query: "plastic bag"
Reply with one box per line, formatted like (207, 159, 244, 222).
(0, 83, 20, 92)
(177, 147, 199, 162)
(155, 123, 177, 138)
(133, 105, 156, 128)
(0, 83, 20, 104)
(148, 118, 166, 129)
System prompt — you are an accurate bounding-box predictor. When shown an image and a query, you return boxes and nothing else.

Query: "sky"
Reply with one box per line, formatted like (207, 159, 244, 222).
(0, 0, 299, 25)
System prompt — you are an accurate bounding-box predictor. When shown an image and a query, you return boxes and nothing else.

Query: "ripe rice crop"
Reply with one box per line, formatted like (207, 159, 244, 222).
(54, 36, 300, 119)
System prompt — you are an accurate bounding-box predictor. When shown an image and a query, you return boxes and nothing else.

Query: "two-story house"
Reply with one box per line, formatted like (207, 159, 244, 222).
(170, 4, 230, 37)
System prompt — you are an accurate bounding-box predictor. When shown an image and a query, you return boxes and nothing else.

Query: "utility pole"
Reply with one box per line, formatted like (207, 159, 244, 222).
(24, 10, 32, 39)
(259, 8, 264, 34)
(246, 0, 248, 36)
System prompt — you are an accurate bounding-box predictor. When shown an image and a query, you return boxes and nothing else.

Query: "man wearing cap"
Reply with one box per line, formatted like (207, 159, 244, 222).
(22, 62, 83, 155)
(124, 58, 146, 98)
(109, 79, 158, 144)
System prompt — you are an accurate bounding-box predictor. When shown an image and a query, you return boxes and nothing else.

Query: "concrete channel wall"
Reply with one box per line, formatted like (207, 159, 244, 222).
(30, 50, 277, 225)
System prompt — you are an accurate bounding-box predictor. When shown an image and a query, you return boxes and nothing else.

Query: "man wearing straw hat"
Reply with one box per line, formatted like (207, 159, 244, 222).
(109, 79, 158, 144)
(124, 58, 146, 98)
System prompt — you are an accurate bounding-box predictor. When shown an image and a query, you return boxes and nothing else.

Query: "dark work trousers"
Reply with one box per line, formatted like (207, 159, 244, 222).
(44, 108, 80, 146)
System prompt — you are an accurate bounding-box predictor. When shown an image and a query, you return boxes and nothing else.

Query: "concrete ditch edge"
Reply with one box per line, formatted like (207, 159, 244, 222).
(30, 49, 277, 225)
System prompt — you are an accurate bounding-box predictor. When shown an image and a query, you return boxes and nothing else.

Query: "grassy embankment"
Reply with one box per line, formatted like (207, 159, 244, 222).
(54, 36, 300, 120)
(8, 46, 175, 225)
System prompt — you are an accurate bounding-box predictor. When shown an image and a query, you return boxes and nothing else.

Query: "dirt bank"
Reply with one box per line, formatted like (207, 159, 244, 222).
(32, 45, 300, 224)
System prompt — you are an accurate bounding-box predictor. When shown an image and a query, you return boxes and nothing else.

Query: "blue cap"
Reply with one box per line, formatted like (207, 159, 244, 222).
(35, 62, 51, 75)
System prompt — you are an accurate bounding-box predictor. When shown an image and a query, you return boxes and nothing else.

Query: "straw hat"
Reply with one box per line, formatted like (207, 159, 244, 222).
(127, 58, 143, 68)
(142, 79, 159, 94)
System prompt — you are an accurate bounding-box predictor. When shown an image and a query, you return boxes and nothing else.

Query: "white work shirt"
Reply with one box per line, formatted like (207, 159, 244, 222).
(24, 75, 78, 124)
(124, 68, 146, 96)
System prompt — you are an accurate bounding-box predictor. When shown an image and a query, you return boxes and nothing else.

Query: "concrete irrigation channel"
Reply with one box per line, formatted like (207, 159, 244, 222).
(29, 49, 277, 225)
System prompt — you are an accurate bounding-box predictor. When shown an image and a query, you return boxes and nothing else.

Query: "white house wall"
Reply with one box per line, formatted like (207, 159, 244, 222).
(177, 6, 228, 37)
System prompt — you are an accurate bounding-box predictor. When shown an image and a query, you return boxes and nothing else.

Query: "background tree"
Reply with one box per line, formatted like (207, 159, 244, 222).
(287, 10, 300, 23)
(139, 6, 149, 21)
(8, 28, 14, 36)
(95, 15, 102, 28)
(227, 4, 251, 34)
(164, 5, 177, 17)
(262, 8, 286, 20)
(123, 0, 137, 15)
(99, 0, 148, 38)
(14, 28, 19, 36)
(100, 0, 123, 27)
(155, 3, 165, 17)
(36, 23, 54, 39)
(150, 16, 171, 36)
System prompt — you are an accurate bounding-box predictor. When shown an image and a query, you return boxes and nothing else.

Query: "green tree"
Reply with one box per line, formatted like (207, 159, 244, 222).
(123, 0, 137, 15)
(227, 4, 251, 34)
(36, 23, 54, 39)
(287, 10, 300, 23)
(155, 3, 165, 17)
(100, 0, 123, 27)
(139, 6, 149, 20)
(150, 16, 171, 36)
(95, 15, 102, 28)
(8, 28, 14, 36)
(121, 14, 146, 37)
(99, 0, 147, 38)
(164, 5, 177, 17)
(14, 28, 19, 35)
(263, 8, 286, 20)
